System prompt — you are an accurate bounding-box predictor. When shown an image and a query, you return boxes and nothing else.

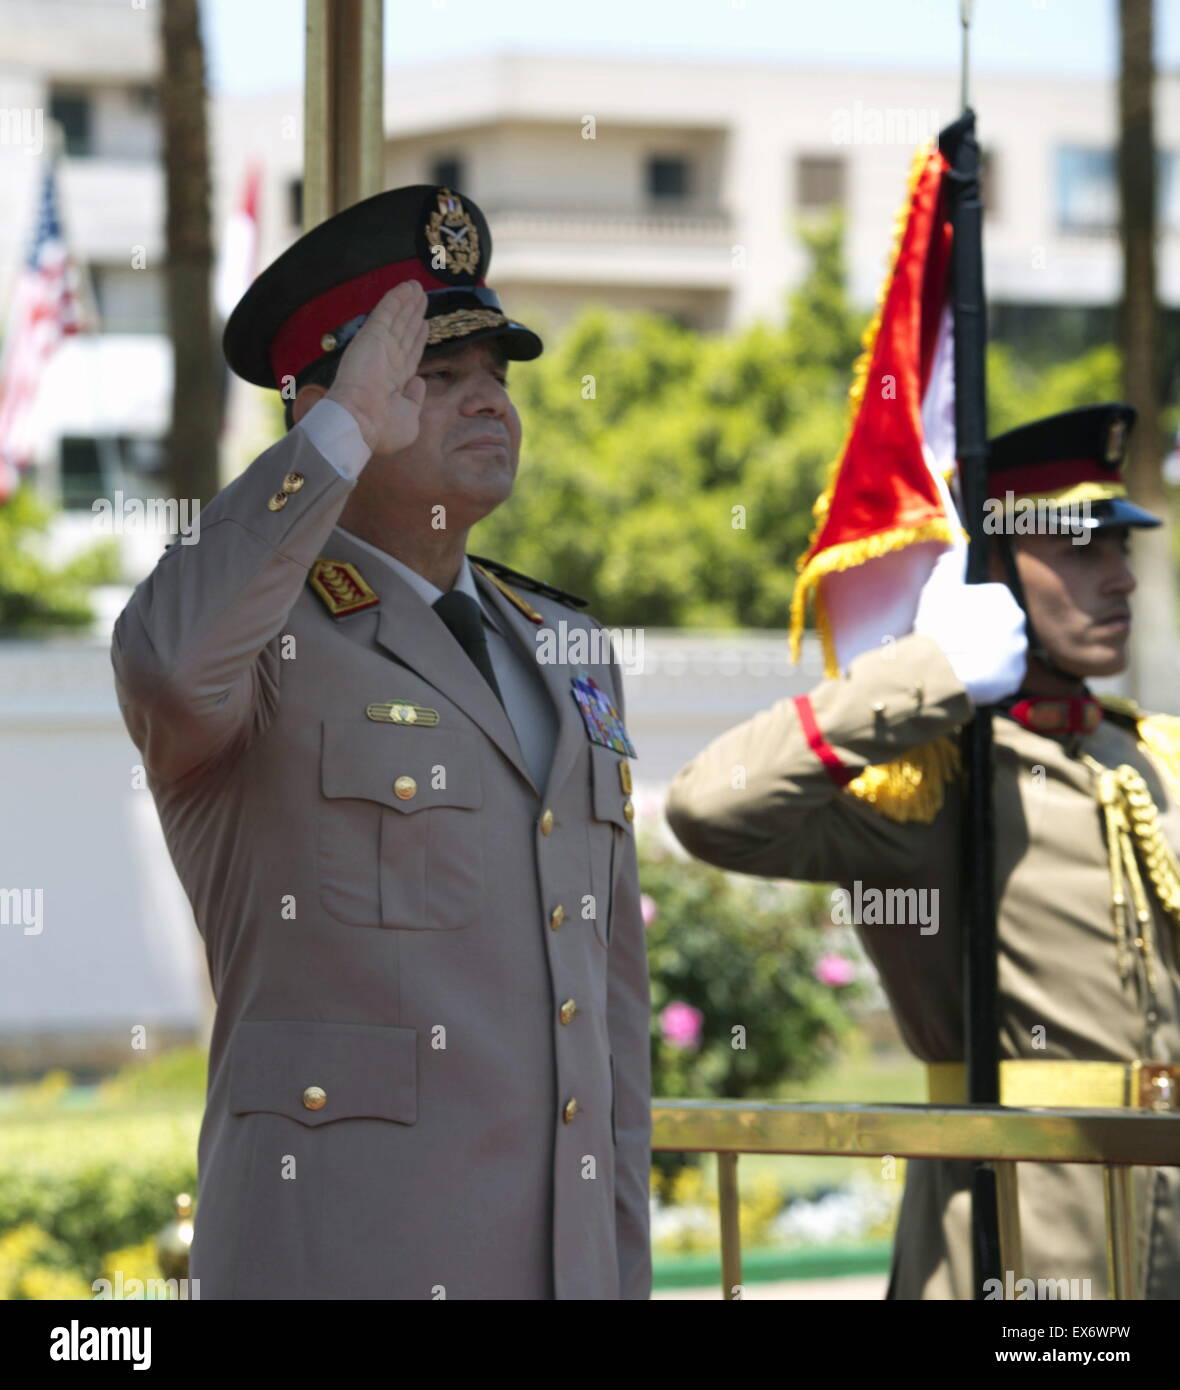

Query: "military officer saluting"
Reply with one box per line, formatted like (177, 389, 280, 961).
(667, 404, 1180, 1299)
(111, 186, 651, 1300)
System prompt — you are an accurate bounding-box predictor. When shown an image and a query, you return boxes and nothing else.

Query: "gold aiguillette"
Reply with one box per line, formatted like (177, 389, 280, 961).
(365, 701, 440, 726)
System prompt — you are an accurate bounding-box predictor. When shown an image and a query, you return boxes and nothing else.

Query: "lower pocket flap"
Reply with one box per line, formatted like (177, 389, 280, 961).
(229, 1019, 417, 1126)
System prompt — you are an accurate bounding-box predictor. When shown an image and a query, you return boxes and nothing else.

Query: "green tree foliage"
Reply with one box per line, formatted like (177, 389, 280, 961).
(474, 218, 861, 629)
(0, 486, 120, 633)
(987, 341, 1121, 436)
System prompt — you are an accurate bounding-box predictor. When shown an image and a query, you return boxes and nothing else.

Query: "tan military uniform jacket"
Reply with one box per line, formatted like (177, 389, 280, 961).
(666, 632, 1180, 1300)
(111, 425, 652, 1300)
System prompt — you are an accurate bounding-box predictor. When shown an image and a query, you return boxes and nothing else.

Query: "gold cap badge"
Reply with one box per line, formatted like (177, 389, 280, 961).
(424, 188, 482, 278)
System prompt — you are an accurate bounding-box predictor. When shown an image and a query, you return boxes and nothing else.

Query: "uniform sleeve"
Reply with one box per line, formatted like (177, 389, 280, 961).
(604, 653, 653, 1300)
(110, 418, 360, 784)
(665, 633, 974, 884)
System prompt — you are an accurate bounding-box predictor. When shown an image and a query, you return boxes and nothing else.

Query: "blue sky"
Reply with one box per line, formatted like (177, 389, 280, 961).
(202, 0, 1180, 96)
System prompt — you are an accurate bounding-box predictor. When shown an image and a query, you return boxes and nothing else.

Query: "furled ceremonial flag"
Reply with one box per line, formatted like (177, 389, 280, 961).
(789, 139, 966, 675)
(0, 157, 83, 503)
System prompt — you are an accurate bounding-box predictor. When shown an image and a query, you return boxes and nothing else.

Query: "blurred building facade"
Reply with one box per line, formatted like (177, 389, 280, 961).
(223, 51, 1180, 344)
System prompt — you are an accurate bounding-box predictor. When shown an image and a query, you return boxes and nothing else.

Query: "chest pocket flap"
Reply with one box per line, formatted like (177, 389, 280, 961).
(589, 742, 635, 831)
(322, 719, 482, 811)
(319, 719, 484, 930)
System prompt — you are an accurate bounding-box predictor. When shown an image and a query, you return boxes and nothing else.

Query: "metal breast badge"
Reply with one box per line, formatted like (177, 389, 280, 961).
(366, 701, 440, 726)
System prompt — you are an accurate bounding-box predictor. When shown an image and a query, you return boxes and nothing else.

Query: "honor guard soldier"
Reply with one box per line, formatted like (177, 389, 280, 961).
(667, 404, 1180, 1299)
(111, 186, 651, 1300)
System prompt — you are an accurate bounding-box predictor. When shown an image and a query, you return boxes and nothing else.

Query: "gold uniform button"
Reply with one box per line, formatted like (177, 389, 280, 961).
(559, 998, 577, 1025)
(393, 776, 417, 800)
(539, 808, 554, 836)
(563, 1098, 579, 1123)
(281, 471, 305, 494)
(267, 491, 289, 511)
(320, 332, 338, 353)
(623, 798, 635, 823)
(302, 1085, 327, 1111)
(549, 904, 565, 931)
(618, 759, 633, 794)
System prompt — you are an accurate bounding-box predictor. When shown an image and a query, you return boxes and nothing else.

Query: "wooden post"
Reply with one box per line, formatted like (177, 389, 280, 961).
(304, 0, 384, 229)
(1118, 0, 1171, 710)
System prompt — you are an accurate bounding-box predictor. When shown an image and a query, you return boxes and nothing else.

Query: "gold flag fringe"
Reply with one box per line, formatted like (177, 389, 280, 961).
(789, 516, 958, 677)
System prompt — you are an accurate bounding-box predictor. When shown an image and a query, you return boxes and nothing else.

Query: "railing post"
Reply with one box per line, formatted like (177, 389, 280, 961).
(1102, 1164, 1137, 1300)
(994, 1161, 1024, 1287)
(717, 1152, 743, 1299)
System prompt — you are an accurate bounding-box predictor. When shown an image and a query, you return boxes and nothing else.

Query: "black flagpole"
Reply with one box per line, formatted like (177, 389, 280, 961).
(940, 94, 1003, 1295)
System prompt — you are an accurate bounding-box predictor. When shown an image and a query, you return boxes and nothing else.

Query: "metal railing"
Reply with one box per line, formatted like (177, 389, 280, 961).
(651, 1099, 1180, 1300)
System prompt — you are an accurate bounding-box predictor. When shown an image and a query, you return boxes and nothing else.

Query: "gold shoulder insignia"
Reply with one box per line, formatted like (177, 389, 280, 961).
(472, 562, 544, 625)
(842, 736, 961, 824)
(1137, 713, 1180, 800)
(309, 558, 380, 617)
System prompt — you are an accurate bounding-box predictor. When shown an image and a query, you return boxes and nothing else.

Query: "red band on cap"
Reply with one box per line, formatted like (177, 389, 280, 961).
(794, 694, 856, 787)
(269, 259, 487, 386)
(988, 458, 1113, 497)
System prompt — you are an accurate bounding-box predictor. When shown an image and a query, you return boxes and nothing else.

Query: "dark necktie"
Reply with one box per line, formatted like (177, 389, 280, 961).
(432, 589, 504, 706)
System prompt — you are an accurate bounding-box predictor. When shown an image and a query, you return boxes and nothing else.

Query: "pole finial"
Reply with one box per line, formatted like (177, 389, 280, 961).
(960, 0, 974, 112)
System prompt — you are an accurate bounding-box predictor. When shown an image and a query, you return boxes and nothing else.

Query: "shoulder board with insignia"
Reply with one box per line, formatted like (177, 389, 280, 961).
(309, 558, 380, 617)
(842, 735, 961, 824)
(472, 563, 543, 624)
(468, 554, 589, 610)
(1098, 694, 1143, 727)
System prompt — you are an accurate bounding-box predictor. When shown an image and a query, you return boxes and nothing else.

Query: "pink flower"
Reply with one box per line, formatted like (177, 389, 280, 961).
(660, 1001, 704, 1049)
(640, 893, 658, 927)
(815, 953, 856, 987)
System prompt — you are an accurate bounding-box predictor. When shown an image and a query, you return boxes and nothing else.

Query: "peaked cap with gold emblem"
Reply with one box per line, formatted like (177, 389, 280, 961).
(223, 185, 543, 390)
(987, 403, 1161, 531)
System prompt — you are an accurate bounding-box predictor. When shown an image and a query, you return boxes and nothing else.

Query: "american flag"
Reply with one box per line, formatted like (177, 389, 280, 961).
(0, 159, 83, 502)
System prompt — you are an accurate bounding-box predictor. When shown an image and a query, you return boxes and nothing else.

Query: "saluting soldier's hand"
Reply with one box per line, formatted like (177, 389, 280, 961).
(326, 281, 431, 456)
(914, 544, 1028, 705)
